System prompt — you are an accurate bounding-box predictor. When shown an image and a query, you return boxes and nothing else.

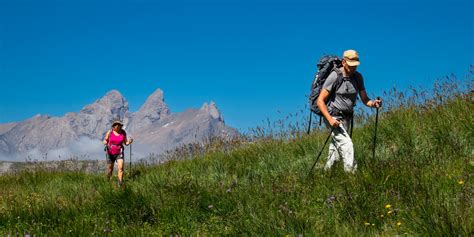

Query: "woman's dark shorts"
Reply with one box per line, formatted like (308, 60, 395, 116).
(106, 153, 124, 164)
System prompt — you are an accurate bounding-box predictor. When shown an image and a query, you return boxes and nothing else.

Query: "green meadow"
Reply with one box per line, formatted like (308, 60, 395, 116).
(0, 77, 472, 236)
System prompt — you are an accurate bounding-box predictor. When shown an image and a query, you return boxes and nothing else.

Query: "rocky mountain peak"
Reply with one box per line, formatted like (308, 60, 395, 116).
(127, 88, 170, 133)
(139, 89, 169, 114)
(80, 90, 128, 119)
(98, 90, 126, 108)
(201, 101, 223, 121)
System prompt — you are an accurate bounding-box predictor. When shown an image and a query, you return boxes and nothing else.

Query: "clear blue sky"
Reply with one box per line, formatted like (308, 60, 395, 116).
(1, 0, 472, 131)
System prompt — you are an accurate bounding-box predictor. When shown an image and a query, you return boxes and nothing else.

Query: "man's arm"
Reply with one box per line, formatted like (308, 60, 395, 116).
(359, 89, 382, 108)
(317, 89, 340, 128)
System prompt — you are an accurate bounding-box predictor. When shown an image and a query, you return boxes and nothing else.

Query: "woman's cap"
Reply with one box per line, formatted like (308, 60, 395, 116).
(112, 120, 124, 126)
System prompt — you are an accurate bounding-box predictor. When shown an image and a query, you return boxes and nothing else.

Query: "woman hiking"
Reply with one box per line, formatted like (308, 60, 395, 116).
(103, 120, 133, 186)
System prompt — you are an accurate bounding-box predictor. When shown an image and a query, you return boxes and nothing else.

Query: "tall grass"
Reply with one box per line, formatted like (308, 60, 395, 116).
(0, 70, 473, 235)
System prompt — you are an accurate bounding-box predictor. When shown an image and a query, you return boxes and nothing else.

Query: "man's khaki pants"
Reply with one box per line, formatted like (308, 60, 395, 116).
(324, 117, 357, 173)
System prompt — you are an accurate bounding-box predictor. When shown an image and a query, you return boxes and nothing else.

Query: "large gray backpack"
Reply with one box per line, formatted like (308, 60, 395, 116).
(308, 55, 344, 116)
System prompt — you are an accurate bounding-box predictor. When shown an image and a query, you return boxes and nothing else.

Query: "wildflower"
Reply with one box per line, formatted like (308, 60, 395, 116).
(326, 195, 336, 205)
(372, 223, 375, 226)
(364, 222, 370, 226)
(387, 210, 393, 215)
(385, 204, 392, 209)
(103, 227, 112, 233)
(380, 214, 384, 218)
(397, 221, 402, 227)
(458, 180, 464, 185)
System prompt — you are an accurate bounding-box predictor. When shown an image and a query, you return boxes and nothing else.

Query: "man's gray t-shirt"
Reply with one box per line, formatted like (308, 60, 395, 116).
(322, 69, 365, 117)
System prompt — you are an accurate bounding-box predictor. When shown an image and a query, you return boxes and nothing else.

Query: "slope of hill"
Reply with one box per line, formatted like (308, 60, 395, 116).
(0, 80, 472, 235)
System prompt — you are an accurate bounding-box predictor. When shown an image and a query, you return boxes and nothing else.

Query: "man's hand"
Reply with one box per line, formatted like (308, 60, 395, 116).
(373, 98, 382, 108)
(329, 118, 341, 128)
(127, 138, 134, 145)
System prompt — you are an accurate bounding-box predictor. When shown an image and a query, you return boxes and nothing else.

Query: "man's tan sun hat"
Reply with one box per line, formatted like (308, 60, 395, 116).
(112, 120, 124, 127)
(343, 49, 360, 66)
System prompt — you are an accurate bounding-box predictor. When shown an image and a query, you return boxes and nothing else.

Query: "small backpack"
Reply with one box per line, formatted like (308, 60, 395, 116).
(104, 129, 126, 155)
(308, 55, 344, 116)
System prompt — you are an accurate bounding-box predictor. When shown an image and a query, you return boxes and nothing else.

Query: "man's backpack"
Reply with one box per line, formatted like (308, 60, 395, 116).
(307, 55, 362, 136)
(308, 55, 344, 116)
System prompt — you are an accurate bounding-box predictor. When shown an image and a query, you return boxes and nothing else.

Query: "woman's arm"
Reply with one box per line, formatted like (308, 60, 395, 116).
(103, 130, 110, 145)
(122, 130, 133, 146)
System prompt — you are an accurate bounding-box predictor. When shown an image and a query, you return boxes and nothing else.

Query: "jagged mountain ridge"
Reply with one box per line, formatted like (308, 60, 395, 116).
(0, 89, 237, 161)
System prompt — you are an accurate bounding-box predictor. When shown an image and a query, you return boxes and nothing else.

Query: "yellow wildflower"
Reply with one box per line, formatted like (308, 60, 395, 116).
(364, 222, 370, 226)
(397, 221, 402, 227)
(385, 204, 392, 209)
(380, 214, 384, 218)
(458, 180, 464, 185)
(387, 210, 393, 215)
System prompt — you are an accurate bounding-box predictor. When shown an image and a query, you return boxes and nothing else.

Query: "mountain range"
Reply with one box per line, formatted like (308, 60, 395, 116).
(0, 89, 238, 161)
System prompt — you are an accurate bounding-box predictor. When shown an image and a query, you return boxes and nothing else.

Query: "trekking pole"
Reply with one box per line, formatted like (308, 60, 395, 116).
(307, 111, 313, 135)
(308, 126, 335, 176)
(372, 97, 380, 160)
(129, 143, 132, 173)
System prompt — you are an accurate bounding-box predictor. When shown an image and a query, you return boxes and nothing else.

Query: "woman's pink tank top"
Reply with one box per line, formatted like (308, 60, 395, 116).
(108, 131, 125, 155)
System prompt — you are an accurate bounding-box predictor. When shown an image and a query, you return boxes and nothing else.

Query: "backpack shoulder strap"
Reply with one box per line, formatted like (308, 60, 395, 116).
(352, 71, 363, 92)
(331, 68, 344, 94)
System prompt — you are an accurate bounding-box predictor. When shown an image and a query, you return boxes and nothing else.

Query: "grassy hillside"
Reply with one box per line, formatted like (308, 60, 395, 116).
(0, 79, 472, 236)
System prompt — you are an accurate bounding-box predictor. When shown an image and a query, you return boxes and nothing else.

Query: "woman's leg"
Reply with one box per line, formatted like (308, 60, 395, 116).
(106, 164, 114, 180)
(106, 154, 115, 180)
(117, 158, 124, 183)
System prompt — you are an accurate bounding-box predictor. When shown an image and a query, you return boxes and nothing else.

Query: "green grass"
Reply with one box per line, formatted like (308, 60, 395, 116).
(0, 80, 473, 235)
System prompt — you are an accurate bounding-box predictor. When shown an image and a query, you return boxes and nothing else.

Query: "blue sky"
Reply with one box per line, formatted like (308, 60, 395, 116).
(0, 0, 472, 131)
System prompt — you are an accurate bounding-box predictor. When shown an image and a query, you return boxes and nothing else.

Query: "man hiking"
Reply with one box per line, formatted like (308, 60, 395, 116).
(103, 120, 133, 186)
(317, 49, 382, 173)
